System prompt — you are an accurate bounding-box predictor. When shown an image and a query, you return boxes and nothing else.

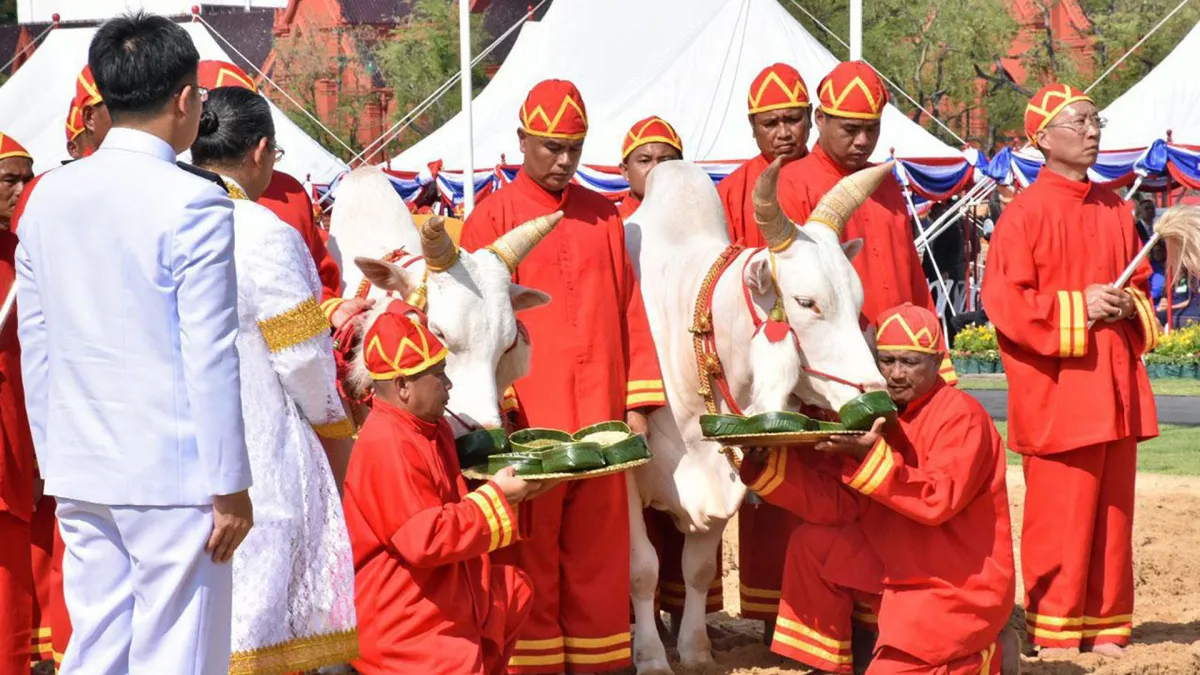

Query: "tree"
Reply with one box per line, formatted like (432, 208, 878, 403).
(1077, 0, 1200, 110)
(271, 23, 380, 157)
(374, 0, 491, 151)
(782, 0, 1019, 148)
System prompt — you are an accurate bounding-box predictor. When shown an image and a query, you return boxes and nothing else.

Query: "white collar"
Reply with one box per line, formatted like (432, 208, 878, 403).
(98, 128, 178, 164)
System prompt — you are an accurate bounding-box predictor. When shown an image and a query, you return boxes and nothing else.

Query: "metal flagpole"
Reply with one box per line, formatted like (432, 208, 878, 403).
(849, 0, 862, 60)
(458, 0, 476, 215)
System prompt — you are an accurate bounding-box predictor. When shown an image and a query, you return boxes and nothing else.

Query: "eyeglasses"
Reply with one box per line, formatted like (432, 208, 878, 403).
(1045, 115, 1106, 134)
(270, 142, 285, 161)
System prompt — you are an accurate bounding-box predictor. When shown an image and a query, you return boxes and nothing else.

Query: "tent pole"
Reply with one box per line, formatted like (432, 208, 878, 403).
(458, 0, 476, 215)
(849, 0, 862, 60)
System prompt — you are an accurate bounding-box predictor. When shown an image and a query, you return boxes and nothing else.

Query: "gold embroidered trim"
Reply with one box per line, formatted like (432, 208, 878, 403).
(313, 417, 356, 439)
(258, 298, 329, 353)
(229, 628, 359, 675)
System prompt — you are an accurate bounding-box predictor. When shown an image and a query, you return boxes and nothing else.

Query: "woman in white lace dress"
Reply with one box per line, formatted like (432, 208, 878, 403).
(191, 86, 357, 674)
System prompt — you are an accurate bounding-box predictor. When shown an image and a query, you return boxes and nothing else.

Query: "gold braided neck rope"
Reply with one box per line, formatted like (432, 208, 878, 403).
(690, 245, 744, 471)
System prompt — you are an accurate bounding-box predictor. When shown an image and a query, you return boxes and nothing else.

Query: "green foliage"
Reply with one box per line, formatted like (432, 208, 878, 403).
(1078, 0, 1200, 110)
(374, 0, 491, 150)
(953, 323, 1000, 361)
(1145, 323, 1200, 364)
(779, 0, 1199, 148)
(0, 0, 14, 24)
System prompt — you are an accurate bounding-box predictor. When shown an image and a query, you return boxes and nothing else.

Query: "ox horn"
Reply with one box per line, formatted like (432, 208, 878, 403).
(751, 157, 796, 251)
(420, 216, 459, 272)
(488, 211, 565, 273)
(806, 161, 895, 237)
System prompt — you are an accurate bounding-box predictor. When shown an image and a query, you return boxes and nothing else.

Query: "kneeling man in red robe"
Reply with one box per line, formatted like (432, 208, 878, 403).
(343, 303, 552, 674)
(742, 304, 1015, 674)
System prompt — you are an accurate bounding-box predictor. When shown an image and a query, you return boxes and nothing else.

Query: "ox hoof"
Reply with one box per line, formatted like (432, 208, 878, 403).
(633, 657, 672, 675)
(679, 648, 715, 670)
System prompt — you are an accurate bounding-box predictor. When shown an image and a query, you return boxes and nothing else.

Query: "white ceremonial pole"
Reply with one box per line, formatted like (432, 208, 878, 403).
(458, 0, 476, 216)
(0, 285, 16, 331)
(849, 0, 862, 60)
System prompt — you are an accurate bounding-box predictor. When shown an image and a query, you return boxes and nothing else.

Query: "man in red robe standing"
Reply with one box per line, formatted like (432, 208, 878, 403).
(617, 116, 683, 220)
(718, 63, 811, 247)
(742, 303, 1014, 674)
(194, 60, 355, 327)
(0, 133, 36, 675)
(344, 302, 551, 673)
(981, 83, 1159, 658)
(459, 79, 666, 674)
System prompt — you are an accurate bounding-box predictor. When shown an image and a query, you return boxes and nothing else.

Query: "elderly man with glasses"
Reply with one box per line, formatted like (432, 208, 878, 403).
(981, 84, 1160, 660)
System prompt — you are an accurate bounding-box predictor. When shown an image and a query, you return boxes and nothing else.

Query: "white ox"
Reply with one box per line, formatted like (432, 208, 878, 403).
(622, 159, 890, 673)
(326, 166, 422, 305)
(329, 165, 563, 430)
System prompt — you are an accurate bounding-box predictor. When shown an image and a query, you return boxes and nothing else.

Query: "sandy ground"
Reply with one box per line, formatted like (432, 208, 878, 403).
(631, 468, 1200, 675)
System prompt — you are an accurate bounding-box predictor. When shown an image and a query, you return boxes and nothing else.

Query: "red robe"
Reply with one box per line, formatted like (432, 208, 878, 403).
(616, 194, 640, 220)
(258, 170, 341, 305)
(979, 168, 1158, 455)
(459, 170, 664, 673)
(0, 228, 35, 675)
(718, 154, 771, 247)
(343, 399, 530, 675)
(743, 381, 1013, 672)
(979, 168, 1157, 649)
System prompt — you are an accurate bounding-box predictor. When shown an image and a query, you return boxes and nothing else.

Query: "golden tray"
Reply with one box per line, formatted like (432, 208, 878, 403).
(708, 430, 864, 448)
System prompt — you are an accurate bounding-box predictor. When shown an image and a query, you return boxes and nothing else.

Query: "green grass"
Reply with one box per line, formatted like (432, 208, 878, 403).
(960, 375, 1200, 397)
(993, 422, 1200, 476)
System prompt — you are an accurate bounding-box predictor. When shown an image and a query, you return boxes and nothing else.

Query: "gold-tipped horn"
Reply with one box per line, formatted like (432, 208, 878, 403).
(807, 161, 895, 237)
(488, 211, 565, 273)
(751, 157, 797, 252)
(420, 216, 459, 272)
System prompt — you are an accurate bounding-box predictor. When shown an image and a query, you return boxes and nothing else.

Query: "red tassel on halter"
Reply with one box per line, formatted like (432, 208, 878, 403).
(761, 299, 791, 343)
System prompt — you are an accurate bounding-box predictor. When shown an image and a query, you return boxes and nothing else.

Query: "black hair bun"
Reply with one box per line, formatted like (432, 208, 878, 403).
(198, 108, 220, 136)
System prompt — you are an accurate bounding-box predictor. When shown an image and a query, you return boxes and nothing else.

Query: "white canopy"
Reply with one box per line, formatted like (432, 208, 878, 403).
(17, 0, 286, 25)
(0, 22, 348, 184)
(391, 0, 961, 170)
(1101, 19, 1200, 149)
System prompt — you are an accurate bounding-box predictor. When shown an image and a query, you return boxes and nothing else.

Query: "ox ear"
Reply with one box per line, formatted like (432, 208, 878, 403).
(355, 257, 421, 296)
(511, 284, 551, 312)
(841, 238, 864, 262)
(745, 257, 775, 295)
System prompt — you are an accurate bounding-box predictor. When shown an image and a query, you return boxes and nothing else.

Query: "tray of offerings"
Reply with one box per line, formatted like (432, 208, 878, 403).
(697, 393, 897, 448)
(462, 422, 653, 481)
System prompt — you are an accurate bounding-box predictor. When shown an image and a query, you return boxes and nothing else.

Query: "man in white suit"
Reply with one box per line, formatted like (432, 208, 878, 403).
(15, 13, 253, 674)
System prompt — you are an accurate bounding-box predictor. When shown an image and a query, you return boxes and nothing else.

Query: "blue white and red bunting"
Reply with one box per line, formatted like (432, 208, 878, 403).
(318, 140, 1200, 214)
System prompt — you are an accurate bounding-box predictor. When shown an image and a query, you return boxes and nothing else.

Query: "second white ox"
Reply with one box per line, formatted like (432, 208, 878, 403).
(622, 159, 890, 674)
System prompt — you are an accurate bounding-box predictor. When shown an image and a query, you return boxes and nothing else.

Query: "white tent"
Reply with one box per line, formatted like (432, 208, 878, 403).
(391, 0, 961, 170)
(0, 22, 348, 184)
(17, 0, 286, 25)
(1101, 19, 1200, 149)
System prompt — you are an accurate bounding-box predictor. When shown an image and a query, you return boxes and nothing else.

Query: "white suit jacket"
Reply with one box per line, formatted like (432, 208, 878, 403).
(16, 128, 252, 506)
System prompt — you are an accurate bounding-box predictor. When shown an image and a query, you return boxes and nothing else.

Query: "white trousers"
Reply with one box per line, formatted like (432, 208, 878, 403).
(56, 499, 233, 675)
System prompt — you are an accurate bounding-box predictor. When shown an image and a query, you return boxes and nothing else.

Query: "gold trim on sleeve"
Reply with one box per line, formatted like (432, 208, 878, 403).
(258, 298, 329, 353)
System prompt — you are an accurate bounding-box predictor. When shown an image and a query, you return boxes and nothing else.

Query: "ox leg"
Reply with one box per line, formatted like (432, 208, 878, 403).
(627, 475, 671, 675)
(676, 527, 722, 668)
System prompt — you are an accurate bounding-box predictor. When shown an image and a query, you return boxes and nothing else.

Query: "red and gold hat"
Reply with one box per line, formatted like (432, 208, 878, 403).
(621, 115, 683, 160)
(75, 65, 103, 108)
(520, 79, 588, 140)
(0, 133, 31, 162)
(748, 63, 810, 115)
(874, 303, 943, 354)
(817, 61, 888, 120)
(66, 100, 85, 142)
(363, 303, 448, 380)
(198, 60, 258, 92)
(1024, 83, 1092, 142)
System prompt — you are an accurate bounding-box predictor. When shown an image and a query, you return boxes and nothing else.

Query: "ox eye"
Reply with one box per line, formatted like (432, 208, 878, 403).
(795, 297, 820, 314)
